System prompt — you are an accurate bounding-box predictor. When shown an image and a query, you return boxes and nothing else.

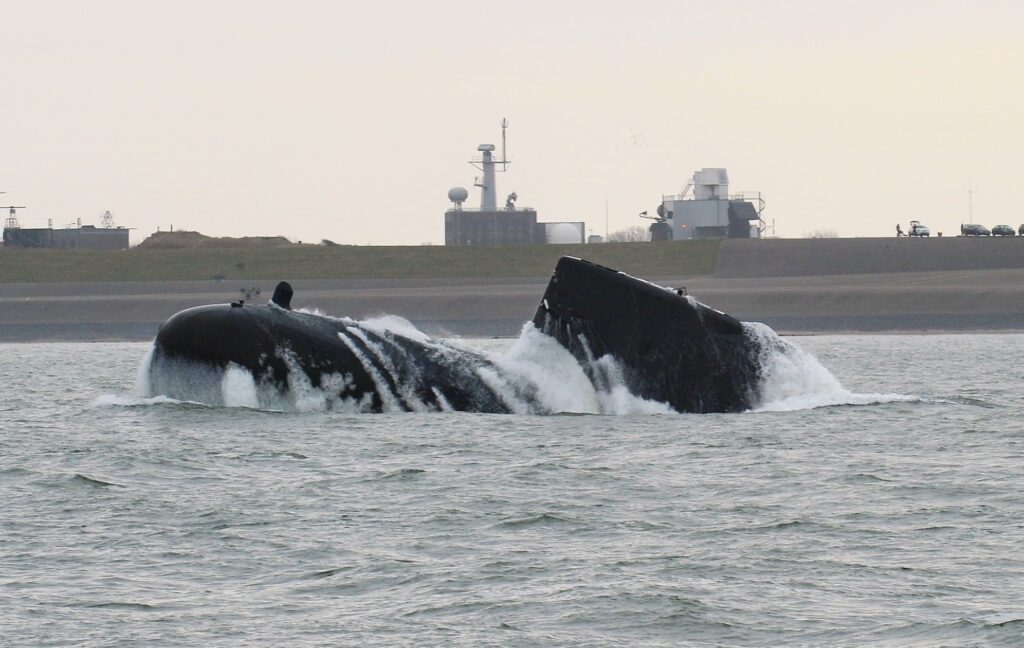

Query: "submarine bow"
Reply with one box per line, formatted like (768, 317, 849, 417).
(532, 257, 762, 413)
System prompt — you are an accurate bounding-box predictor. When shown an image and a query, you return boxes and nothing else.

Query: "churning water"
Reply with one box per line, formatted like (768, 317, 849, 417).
(3, 330, 1024, 646)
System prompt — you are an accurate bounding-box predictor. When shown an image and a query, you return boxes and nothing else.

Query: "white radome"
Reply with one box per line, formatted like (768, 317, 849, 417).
(448, 187, 469, 204)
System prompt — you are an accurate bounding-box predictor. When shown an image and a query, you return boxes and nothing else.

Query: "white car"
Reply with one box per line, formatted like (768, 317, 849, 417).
(908, 220, 930, 237)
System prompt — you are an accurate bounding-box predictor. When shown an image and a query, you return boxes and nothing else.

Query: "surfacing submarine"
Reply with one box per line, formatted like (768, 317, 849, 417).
(533, 257, 762, 413)
(148, 257, 769, 413)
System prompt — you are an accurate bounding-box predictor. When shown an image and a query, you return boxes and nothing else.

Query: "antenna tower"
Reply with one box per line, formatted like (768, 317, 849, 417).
(2, 206, 26, 229)
(470, 118, 512, 210)
(101, 210, 115, 228)
(501, 118, 509, 171)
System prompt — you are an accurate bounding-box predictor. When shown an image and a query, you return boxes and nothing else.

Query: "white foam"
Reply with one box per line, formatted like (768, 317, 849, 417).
(475, 365, 534, 414)
(277, 345, 373, 413)
(490, 324, 673, 415)
(588, 354, 675, 415)
(430, 387, 454, 412)
(345, 327, 432, 412)
(293, 306, 329, 317)
(334, 330, 404, 412)
(744, 322, 913, 412)
(91, 394, 191, 408)
(134, 344, 155, 397)
(95, 343, 197, 408)
(492, 325, 600, 414)
(221, 363, 260, 409)
(358, 315, 433, 345)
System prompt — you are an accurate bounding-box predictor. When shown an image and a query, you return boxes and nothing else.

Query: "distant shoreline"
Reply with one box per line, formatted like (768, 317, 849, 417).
(4, 269, 1024, 342)
(4, 237, 1024, 341)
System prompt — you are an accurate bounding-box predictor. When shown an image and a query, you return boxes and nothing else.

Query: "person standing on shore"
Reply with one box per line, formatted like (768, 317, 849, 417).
(896, 224, 904, 237)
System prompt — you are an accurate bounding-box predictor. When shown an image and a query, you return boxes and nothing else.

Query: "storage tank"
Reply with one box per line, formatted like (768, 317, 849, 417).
(544, 222, 585, 244)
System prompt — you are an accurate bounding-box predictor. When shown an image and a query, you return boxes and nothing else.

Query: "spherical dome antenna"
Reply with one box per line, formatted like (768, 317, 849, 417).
(448, 186, 469, 206)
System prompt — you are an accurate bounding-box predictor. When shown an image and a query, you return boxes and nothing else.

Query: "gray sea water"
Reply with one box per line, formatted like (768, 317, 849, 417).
(3, 332, 1024, 647)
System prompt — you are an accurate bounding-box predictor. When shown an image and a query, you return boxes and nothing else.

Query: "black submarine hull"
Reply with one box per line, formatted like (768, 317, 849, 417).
(532, 257, 763, 413)
(149, 304, 513, 412)
(148, 257, 769, 413)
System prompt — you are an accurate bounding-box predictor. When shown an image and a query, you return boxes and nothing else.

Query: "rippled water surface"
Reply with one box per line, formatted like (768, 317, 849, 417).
(3, 334, 1024, 646)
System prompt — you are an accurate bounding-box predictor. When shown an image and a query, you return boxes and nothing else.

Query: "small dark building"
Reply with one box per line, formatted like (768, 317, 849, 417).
(3, 228, 54, 248)
(444, 209, 541, 246)
(3, 226, 130, 250)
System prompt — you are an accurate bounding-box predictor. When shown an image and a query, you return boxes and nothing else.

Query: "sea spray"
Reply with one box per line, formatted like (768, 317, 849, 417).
(134, 344, 155, 397)
(280, 343, 375, 413)
(220, 364, 260, 409)
(491, 324, 602, 414)
(744, 322, 913, 411)
(345, 327, 432, 413)
(358, 315, 434, 345)
(492, 324, 673, 415)
(333, 331, 405, 412)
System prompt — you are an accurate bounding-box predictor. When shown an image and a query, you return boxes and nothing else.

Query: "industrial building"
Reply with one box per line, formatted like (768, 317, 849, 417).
(444, 120, 585, 246)
(2, 209, 130, 250)
(654, 168, 765, 241)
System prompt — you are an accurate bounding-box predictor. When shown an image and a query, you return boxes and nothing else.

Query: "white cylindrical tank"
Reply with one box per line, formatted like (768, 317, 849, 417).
(545, 222, 585, 244)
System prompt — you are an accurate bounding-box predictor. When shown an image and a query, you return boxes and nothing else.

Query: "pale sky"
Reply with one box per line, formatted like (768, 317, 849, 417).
(2, 0, 1022, 245)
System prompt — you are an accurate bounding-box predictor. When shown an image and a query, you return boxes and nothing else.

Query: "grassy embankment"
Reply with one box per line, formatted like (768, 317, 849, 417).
(0, 240, 721, 283)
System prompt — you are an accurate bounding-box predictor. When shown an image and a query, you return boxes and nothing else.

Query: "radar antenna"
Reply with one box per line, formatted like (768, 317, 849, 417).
(639, 206, 672, 224)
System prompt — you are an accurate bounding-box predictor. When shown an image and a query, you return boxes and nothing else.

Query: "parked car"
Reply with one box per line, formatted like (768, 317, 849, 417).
(961, 223, 991, 236)
(908, 220, 930, 237)
(992, 224, 1016, 237)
